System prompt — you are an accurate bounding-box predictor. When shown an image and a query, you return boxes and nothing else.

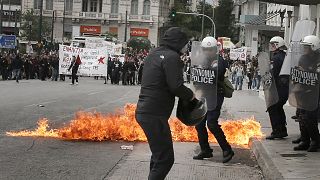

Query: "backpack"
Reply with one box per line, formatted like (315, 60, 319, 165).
(219, 77, 234, 98)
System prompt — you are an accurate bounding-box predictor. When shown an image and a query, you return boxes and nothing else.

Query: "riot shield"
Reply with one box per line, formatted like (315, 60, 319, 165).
(280, 20, 316, 75)
(258, 52, 279, 109)
(190, 41, 218, 111)
(289, 46, 320, 111)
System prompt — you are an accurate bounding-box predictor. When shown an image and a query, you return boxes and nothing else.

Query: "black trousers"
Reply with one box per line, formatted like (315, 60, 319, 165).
(136, 114, 174, 180)
(71, 68, 78, 84)
(299, 109, 320, 143)
(268, 99, 287, 130)
(195, 94, 231, 151)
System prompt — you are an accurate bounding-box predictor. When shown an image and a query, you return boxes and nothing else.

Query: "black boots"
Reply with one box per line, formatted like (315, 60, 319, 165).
(294, 141, 310, 151)
(193, 148, 234, 163)
(193, 149, 213, 160)
(223, 149, 234, 163)
(266, 126, 288, 140)
(292, 137, 301, 144)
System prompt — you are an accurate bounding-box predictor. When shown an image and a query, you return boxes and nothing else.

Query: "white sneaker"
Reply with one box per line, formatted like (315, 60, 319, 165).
(75, 82, 79, 85)
(70, 83, 74, 85)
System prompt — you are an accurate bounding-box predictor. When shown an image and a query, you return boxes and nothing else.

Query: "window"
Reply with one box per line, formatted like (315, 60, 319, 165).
(65, 0, 73, 12)
(111, 0, 119, 14)
(33, 0, 41, 9)
(131, 0, 138, 15)
(82, 0, 88, 12)
(143, 0, 150, 15)
(46, 0, 53, 10)
(99, 0, 102, 13)
(90, 0, 97, 12)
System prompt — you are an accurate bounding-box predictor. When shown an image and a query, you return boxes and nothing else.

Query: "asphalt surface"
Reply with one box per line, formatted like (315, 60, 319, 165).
(0, 78, 263, 180)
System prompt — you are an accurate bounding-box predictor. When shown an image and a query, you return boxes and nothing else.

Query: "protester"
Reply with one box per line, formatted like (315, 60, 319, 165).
(235, 63, 244, 90)
(11, 54, 23, 83)
(68, 55, 81, 85)
(136, 27, 197, 180)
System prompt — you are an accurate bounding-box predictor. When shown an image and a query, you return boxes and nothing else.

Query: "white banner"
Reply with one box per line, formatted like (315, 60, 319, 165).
(230, 47, 251, 61)
(59, 45, 108, 76)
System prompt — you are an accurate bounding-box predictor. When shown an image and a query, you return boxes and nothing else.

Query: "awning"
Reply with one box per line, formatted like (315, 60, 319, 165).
(259, 0, 319, 6)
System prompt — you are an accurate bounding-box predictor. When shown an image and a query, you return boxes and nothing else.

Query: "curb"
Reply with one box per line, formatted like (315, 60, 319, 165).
(249, 137, 284, 180)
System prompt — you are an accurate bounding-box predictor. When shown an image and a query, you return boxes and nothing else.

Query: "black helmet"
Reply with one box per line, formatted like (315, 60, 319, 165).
(176, 98, 207, 126)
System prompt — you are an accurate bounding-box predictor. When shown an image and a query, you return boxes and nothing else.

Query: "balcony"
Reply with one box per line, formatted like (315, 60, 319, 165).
(129, 15, 139, 20)
(109, 13, 122, 21)
(128, 15, 154, 23)
(79, 12, 105, 19)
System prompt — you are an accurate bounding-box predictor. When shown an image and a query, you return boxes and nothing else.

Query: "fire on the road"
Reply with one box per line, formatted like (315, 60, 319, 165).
(6, 104, 263, 146)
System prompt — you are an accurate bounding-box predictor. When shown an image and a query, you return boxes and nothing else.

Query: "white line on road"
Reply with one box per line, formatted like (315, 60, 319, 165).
(88, 91, 105, 95)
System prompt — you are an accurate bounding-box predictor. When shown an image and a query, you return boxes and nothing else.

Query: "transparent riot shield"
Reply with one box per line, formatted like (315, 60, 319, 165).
(258, 52, 279, 109)
(280, 20, 316, 75)
(190, 41, 218, 111)
(289, 46, 320, 111)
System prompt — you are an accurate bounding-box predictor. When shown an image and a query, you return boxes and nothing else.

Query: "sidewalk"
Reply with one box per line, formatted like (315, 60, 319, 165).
(225, 90, 320, 180)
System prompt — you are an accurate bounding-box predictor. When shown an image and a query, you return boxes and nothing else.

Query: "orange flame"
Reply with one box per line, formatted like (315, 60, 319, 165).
(6, 104, 263, 146)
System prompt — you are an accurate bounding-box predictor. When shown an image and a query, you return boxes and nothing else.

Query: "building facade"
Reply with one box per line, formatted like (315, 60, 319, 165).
(21, 0, 172, 45)
(238, 0, 320, 56)
(0, 0, 22, 35)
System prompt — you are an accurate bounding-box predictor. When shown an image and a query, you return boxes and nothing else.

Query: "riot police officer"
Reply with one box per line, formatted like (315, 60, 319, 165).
(265, 36, 289, 140)
(192, 37, 234, 163)
(291, 35, 320, 152)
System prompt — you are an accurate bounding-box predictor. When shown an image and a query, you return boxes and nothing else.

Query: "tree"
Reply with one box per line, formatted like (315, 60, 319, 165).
(214, 0, 235, 38)
(20, 9, 52, 41)
(167, 0, 215, 39)
(127, 37, 151, 51)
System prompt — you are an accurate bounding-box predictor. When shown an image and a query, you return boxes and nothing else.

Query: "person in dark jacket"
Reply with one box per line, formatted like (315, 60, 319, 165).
(0, 56, 8, 80)
(193, 37, 234, 163)
(135, 27, 198, 180)
(112, 58, 121, 85)
(266, 36, 289, 140)
(11, 54, 23, 83)
(51, 55, 59, 81)
(68, 55, 81, 85)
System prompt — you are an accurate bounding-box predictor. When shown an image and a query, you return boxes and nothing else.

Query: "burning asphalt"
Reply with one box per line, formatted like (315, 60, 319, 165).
(6, 104, 263, 146)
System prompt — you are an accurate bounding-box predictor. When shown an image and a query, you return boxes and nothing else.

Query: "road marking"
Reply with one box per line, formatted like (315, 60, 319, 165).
(88, 91, 105, 95)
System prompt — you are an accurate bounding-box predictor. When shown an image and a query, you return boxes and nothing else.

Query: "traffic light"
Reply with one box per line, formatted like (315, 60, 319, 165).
(169, 9, 176, 18)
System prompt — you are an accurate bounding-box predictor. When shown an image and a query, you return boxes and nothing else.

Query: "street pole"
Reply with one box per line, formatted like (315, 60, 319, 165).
(124, 10, 128, 42)
(62, 0, 65, 42)
(176, 12, 216, 38)
(51, 10, 54, 43)
(38, 0, 43, 43)
(14, 9, 17, 36)
(28, 22, 31, 41)
(0, 0, 3, 34)
(201, 0, 205, 39)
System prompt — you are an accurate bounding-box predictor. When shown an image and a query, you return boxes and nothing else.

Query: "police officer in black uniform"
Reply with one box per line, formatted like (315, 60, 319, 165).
(292, 35, 320, 152)
(266, 36, 289, 140)
(136, 27, 198, 180)
(192, 37, 234, 163)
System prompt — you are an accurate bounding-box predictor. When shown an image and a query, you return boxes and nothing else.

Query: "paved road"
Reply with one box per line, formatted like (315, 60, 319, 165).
(0, 79, 263, 180)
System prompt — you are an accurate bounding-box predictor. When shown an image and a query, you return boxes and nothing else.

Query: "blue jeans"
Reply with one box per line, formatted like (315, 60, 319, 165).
(252, 78, 257, 89)
(195, 94, 231, 151)
(51, 69, 58, 81)
(12, 69, 20, 82)
(235, 76, 243, 90)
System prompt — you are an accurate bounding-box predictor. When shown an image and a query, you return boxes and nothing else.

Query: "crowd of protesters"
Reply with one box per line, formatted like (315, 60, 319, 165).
(107, 49, 148, 85)
(0, 51, 60, 82)
(229, 55, 261, 91)
(0, 47, 262, 91)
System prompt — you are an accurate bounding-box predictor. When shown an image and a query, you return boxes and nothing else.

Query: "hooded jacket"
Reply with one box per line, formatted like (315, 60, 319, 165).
(136, 27, 194, 118)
